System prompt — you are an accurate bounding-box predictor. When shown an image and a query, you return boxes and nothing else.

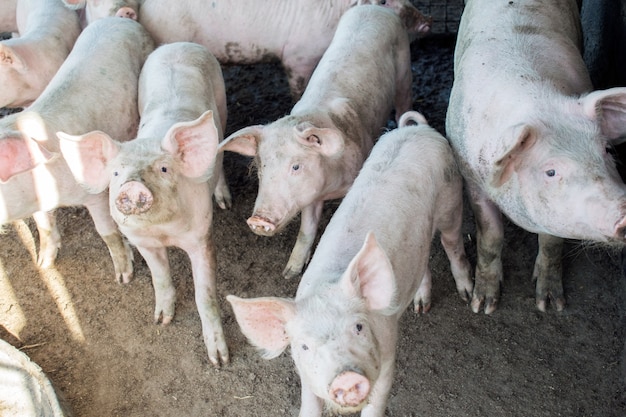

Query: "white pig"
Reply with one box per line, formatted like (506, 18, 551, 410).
(0, 17, 154, 280)
(228, 110, 473, 417)
(0, 0, 81, 108)
(218, 5, 413, 279)
(446, 0, 626, 313)
(61, 0, 430, 98)
(58, 42, 230, 366)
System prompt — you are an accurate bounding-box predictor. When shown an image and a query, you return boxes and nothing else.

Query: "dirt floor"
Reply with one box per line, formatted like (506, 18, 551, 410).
(1, 34, 625, 417)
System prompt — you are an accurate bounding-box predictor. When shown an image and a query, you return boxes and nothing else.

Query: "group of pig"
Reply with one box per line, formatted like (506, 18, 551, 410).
(2, 0, 626, 415)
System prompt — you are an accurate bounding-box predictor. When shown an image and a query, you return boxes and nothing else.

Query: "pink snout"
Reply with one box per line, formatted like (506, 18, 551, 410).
(115, 6, 138, 20)
(115, 181, 153, 215)
(247, 215, 277, 236)
(329, 371, 371, 408)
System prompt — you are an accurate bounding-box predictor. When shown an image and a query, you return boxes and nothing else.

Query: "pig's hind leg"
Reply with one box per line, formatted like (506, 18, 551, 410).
(32, 210, 61, 268)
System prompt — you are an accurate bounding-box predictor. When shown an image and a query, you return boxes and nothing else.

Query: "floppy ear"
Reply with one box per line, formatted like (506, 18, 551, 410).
(226, 295, 296, 359)
(580, 87, 626, 140)
(0, 136, 56, 183)
(492, 124, 537, 187)
(218, 125, 263, 156)
(340, 231, 397, 313)
(57, 130, 119, 193)
(294, 122, 345, 158)
(161, 110, 220, 180)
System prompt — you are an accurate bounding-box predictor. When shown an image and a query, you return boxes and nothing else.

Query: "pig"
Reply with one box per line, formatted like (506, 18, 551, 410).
(218, 5, 413, 280)
(228, 110, 473, 417)
(0, 0, 81, 108)
(0, 17, 154, 280)
(61, 0, 431, 98)
(58, 42, 230, 366)
(445, 0, 626, 314)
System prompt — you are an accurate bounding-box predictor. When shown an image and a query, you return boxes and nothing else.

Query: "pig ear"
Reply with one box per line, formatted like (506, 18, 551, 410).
(218, 126, 263, 156)
(0, 44, 25, 71)
(294, 123, 345, 158)
(226, 295, 296, 359)
(340, 232, 397, 313)
(580, 87, 626, 140)
(58, 130, 119, 193)
(161, 110, 220, 180)
(60, 0, 86, 9)
(0, 136, 57, 183)
(492, 124, 537, 187)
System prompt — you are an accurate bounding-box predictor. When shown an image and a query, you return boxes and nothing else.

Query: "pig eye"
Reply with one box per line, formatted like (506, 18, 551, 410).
(292, 164, 300, 172)
(355, 323, 363, 335)
(545, 169, 556, 177)
(161, 166, 167, 173)
(380, 0, 387, 4)
(113, 171, 119, 176)
(301, 344, 309, 351)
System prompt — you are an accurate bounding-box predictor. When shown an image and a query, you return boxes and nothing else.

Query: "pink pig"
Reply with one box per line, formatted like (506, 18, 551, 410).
(0, 0, 81, 108)
(0, 17, 154, 280)
(446, 0, 626, 313)
(59, 42, 230, 366)
(228, 110, 473, 417)
(218, 5, 413, 279)
(61, 0, 430, 98)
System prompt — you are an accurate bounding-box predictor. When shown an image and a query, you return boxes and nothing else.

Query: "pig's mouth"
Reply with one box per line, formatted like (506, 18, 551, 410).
(247, 215, 279, 236)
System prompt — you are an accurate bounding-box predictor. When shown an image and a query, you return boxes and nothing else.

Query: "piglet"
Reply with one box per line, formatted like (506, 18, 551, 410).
(0, 0, 81, 108)
(0, 17, 153, 280)
(219, 5, 413, 279)
(59, 42, 231, 366)
(228, 111, 473, 417)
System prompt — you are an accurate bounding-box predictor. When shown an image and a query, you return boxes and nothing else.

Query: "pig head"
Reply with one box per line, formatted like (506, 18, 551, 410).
(228, 232, 398, 416)
(219, 113, 361, 279)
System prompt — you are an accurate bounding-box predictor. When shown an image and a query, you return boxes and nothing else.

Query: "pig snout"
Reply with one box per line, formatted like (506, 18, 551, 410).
(247, 215, 277, 236)
(329, 371, 371, 408)
(115, 181, 153, 215)
(614, 215, 626, 241)
(115, 7, 138, 20)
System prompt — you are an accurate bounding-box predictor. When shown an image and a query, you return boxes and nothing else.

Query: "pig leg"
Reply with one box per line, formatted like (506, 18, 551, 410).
(413, 269, 432, 313)
(136, 245, 177, 324)
(32, 210, 61, 268)
(532, 233, 565, 312)
(283, 201, 323, 279)
(187, 239, 229, 366)
(282, 56, 318, 100)
(439, 212, 474, 302)
(467, 183, 504, 314)
(213, 165, 232, 210)
(299, 381, 324, 417)
(84, 194, 134, 283)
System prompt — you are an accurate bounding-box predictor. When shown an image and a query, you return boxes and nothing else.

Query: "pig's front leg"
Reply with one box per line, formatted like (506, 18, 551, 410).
(467, 182, 504, 314)
(298, 380, 324, 417)
(283, 201, 323, 279)
(413, 269, 432, 313)
(532, 233, 565, 312)
(361, 334, 397, 417)
(32, 210, 61, 268)
(188, 239, 229, 366)
(84, 193, 134, 283)
(136, 246, 176, 325)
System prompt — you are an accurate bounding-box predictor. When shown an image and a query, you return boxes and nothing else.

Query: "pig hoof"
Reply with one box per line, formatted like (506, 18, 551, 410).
(483, 297, 498, 315)
(414, 301, 431, 314)
(282, 265, 302, 280)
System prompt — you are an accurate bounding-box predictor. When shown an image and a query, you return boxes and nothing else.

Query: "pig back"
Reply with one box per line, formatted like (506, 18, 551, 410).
(33, 17, 155, 143)
(294, 5, 412, 151)
(298, 125, 462, 312)
(137, 42, 226, 140)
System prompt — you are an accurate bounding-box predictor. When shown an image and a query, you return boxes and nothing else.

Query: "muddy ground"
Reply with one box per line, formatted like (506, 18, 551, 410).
(1, 33, 625, 417)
